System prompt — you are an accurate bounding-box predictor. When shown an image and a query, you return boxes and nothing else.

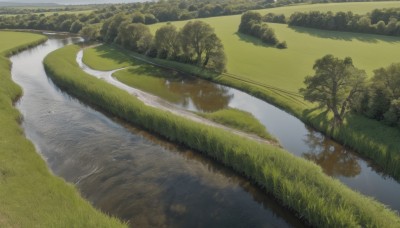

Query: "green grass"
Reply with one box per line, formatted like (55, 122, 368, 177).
(148, 10, 400, 93)
(0, 31, 125, 227)
(199, 108, 275, 140)
(45, 43, 400, 228)
(143, 4, 400, 180)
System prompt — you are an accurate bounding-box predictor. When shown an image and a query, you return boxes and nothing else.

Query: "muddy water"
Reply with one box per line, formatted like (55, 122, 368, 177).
(102, 63, 400, 212)
(11, 36, 305, 227)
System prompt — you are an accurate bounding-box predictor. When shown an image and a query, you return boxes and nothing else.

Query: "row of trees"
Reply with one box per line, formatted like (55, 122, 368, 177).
(99, 14, 226, 73)
(0, 13, 86, 33)
(301, 55, 400, 128)
(353, 63, 400, 127)
(288, 9, 400, 36)
(238, 11, 287, 48)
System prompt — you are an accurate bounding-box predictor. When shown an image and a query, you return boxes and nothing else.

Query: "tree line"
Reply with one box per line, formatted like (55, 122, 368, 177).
(99, 14, 226, 73)
(287, 8, 400, 36)
(238, 11, 287, 48)
(301, 55, 400, 128)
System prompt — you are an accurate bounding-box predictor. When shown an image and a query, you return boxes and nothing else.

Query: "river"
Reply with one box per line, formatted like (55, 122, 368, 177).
(11, 35, 306, 227)
(78, 45, 400, 213)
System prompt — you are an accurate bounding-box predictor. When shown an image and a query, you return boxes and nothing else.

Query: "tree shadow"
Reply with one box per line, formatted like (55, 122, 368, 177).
(289, 26, 400, 44)
(93, 45, 137, 66)
(234, 32, 276, 48)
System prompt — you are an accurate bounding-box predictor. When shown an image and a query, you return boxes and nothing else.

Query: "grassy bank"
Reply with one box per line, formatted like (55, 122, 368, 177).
(0, 31, 125, 227)
(45, 44, 400, 227)
(199, 108, 275, 141)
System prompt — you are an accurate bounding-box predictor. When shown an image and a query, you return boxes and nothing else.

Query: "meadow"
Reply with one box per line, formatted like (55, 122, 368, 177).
(44, 43, 400, 228)
(0, 31, 125, 227)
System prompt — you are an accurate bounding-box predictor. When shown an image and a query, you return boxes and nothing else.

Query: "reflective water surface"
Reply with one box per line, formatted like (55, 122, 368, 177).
(12, 36, 305, 227)
(110, 62, 400, 212)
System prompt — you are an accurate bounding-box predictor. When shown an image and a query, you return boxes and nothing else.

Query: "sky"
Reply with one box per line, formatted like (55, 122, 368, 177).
(0, 0, 149, 5)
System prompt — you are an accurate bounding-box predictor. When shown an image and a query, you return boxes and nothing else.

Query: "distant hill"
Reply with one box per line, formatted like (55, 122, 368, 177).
(0, 2, 60, 7)
(0, 0, 145, 6)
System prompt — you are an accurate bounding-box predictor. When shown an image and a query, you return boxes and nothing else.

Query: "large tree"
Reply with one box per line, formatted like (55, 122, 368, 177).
(154, 24, 181, 59)
(300, 55, 367, 125)
(180, 21, 225, 71)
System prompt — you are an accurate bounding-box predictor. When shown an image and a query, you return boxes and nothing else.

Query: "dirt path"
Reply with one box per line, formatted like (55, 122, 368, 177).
(76, 50, 279, 146)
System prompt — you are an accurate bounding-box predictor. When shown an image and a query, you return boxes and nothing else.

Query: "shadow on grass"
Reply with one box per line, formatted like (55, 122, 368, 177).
(289, 26, 400, 43)
(234, 32, 276, 48)
(93, 45, 137, 66)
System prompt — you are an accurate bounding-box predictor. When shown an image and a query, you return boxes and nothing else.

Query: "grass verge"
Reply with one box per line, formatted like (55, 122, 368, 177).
(45, 44, 400, 227)
(198, 108, 276, 141)
(0, 31, 125, 227)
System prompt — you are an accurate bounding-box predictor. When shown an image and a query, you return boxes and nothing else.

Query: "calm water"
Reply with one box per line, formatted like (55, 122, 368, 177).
(109, 65, 400, 212)
(11, 36, 305, 227)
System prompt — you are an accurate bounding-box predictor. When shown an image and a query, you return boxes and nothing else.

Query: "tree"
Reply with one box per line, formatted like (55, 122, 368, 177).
(179, 21, 215, 65)
(300, 55, 367, 125)
(238, 11, 262, 34)
(80, 24, 98, 42)
(154, 24, 180, 59)
(116, 23, 153, 53)
(69, 20, 83, 33)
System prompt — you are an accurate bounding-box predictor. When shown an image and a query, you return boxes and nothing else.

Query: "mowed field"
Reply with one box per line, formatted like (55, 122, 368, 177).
(149, 1, 400, 93)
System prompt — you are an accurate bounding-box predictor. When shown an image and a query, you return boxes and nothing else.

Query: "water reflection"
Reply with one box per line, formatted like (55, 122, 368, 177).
(302, 128, 361, 177)
(167, 78, 233, 112)
(121, 66, 233, 112)
(12, 36, 304, 227)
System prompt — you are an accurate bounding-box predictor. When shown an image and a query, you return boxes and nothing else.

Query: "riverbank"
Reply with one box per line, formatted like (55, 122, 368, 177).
(86, 44, 400, 182)
(0, 31, 125, 227)
(45, 44, 400, 227)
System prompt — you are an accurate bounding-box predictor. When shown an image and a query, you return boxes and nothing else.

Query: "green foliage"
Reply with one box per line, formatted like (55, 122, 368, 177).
(80, 24, 99, 42)
(44, 44, 400, 228)
(239, 11, 286, 48)
(154, 24, 180, 59)
(300, 55, 367, 124)
(354, 63, 400, 127)
(288, 8, 400, 36)
(199, 108, 276, 140)
(0, 31, 125, 228)
(180, 21, 226, 70)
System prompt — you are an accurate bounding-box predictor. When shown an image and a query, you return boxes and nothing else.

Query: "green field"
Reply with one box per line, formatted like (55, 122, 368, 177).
(148, 8, 400, 93)
(0, 31, 125, 227)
